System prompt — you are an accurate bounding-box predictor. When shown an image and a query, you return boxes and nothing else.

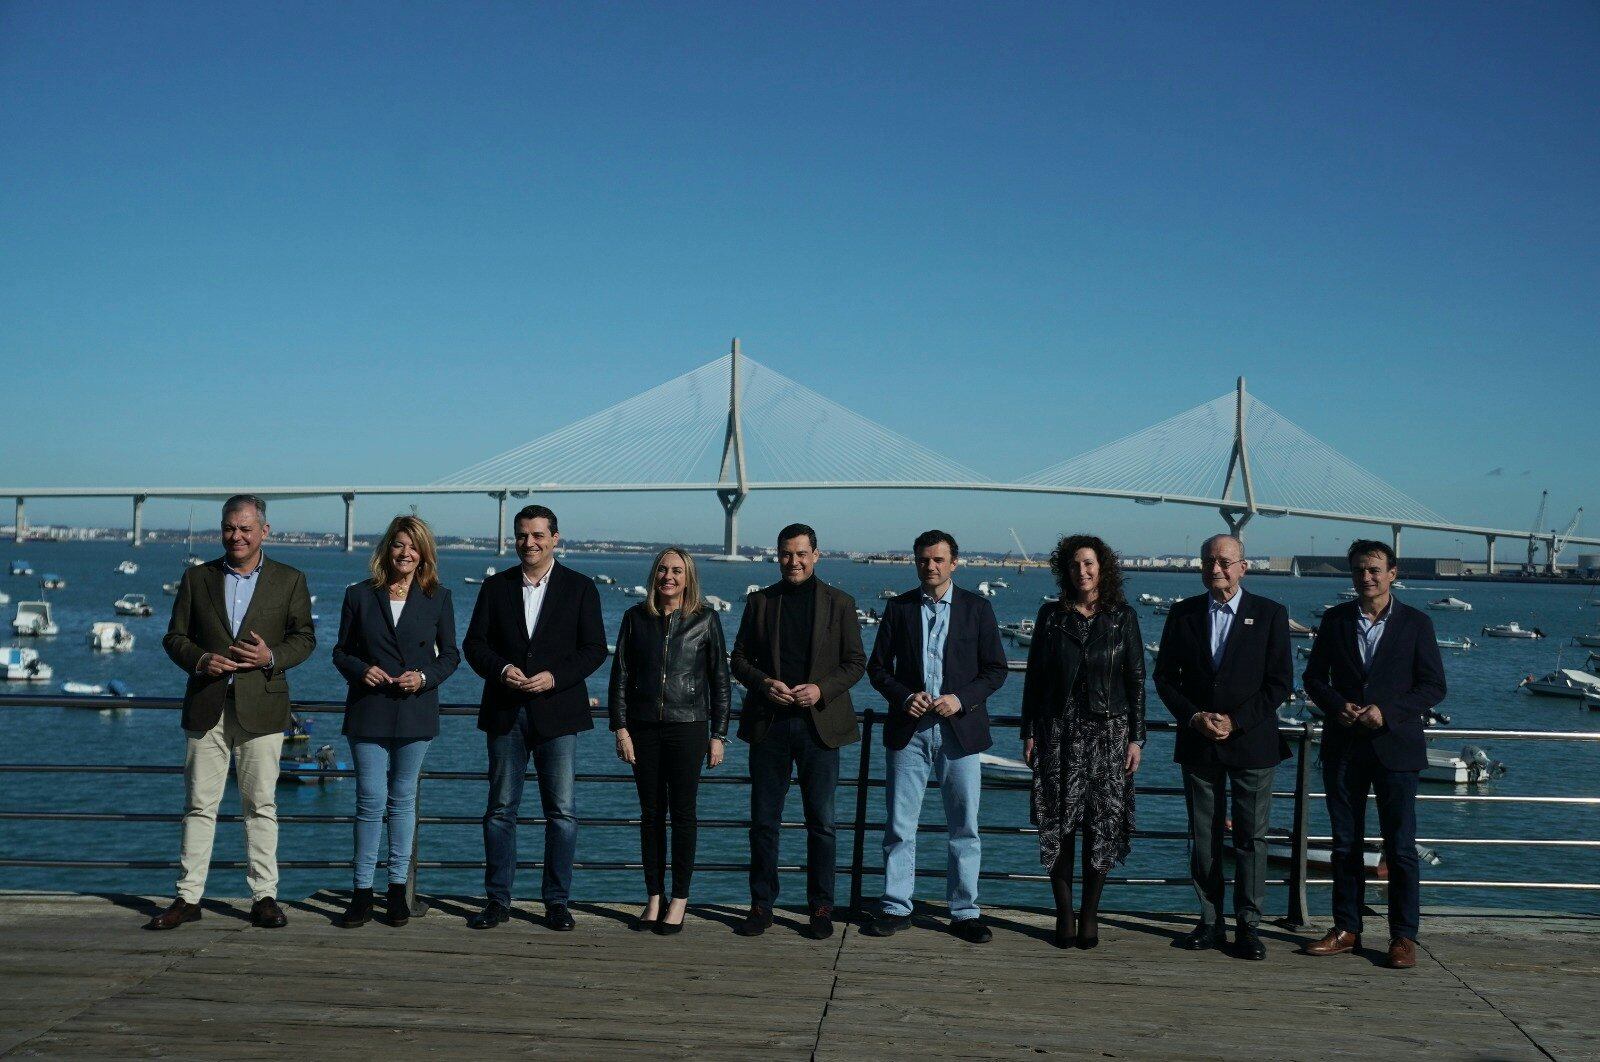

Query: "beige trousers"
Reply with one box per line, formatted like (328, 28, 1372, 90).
(175, 699, 284, 903)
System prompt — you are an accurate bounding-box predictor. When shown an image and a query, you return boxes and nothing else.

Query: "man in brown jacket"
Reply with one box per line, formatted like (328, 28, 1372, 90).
(731, 523, 865, 939)
(145, 495, 316, 931)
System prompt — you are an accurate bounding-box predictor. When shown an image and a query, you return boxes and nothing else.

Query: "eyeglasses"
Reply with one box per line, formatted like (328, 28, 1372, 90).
(1201, 557, 1243, 569)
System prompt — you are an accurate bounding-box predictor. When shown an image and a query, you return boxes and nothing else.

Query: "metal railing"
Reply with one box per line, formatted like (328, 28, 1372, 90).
(1, 694, 1597, 924)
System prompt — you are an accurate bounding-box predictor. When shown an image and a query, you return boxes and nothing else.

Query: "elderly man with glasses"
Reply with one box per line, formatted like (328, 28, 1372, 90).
(1153, 534, 1293, 960)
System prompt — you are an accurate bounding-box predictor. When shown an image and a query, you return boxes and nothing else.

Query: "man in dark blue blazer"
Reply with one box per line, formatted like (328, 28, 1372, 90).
(1155, 534, 1293, 960)
(1302, 539, 1446, 970)
(461, 505, 608, 931)
(863, 530, 1007, 943)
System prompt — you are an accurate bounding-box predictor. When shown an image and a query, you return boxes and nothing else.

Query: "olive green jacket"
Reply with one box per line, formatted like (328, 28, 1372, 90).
(162, 555, 317, 734)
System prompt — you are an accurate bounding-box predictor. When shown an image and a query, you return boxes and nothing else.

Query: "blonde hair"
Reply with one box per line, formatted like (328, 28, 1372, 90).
(370, 515, 441, 595)
(644, 547, 703, 617)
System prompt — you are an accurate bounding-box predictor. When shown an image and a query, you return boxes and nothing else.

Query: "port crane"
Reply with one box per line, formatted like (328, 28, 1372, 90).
(1548, 508, 1584, 574)
(1001, 528, 1032, 573)
(1527, 490, 1548, 571)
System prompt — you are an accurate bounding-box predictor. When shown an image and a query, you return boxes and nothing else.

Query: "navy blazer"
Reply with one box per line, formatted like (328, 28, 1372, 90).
(331, 581, 461, 740)
(1154, 590, 1293, 770)
(461, 562, 608, 741)
(1301, 599, 1447, 772)
(867, 585, 1007, 754)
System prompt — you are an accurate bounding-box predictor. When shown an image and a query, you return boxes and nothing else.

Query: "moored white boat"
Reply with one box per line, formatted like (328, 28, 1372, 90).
(88, 621, 135, 652)
(9, 560, 33, 576)
(12, 601, 58, 637)
(1436, 636, 1474, 650)
(976, 581, 998, 597)
(1137, 593, 1166, 606)
(39, 574, 66, 590)
(623, 585, 648, 598)
(113, 593, 154, 617)
(705, 595, 732, 612)
(161, 581, 180, 595)
(115, 560, 139, 575)
(594, 574, 615, 585)
(1482, 622, 1544, 639)
(60, 679, 133, 699)
(1288, 618, 1315, 638)
(1519, 668, 1600, 699)
(1428, 597, 1473, 612)
(0, 646, 51, 681)
(979, 753, 1031, 788)
(855, 609, 879, 626)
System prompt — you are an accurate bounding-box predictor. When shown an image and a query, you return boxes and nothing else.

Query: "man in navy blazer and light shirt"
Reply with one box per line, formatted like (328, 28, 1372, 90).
(1302, 539, 1446, 970)
(462, 504, 607, 931)
(1155, 534, 1293, 960)
(864, 530, 1007, 943)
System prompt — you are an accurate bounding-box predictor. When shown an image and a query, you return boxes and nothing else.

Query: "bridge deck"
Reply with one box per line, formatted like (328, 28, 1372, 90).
(1, 894, 1594, 1060)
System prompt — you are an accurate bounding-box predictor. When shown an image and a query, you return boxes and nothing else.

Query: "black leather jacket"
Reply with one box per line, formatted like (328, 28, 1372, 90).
(1020, 600, 1146, 744)
(608, 604, 731, 738)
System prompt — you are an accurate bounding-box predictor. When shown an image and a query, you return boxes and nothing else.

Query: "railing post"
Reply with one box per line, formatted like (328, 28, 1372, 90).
(1283, 720, 1313, 929)
(849, 709, 875, 917)
(405, 771, 428, 918)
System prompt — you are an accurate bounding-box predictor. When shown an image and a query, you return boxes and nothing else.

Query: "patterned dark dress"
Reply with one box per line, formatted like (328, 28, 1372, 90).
(1030, 608, 1137, 873)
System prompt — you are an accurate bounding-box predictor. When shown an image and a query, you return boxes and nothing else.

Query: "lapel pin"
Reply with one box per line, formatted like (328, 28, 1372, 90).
(1243, 618, 1254, 626)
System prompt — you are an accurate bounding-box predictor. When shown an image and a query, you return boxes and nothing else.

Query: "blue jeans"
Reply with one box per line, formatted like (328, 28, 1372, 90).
(484, 713, 577, 906)
(1325, 743, 1421, 941)
(748, 715, 839, 910)
(880, 720, 982, 921)
(349, 737, 431, 889)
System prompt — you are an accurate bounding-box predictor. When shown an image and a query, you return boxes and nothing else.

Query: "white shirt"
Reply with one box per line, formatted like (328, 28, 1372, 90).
(1208, 589, 1241, 670)
(521, 566, 552, 639)
(389, 599, 405, 626)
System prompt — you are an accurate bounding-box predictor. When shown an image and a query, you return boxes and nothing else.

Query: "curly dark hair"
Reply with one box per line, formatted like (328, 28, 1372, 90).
(1049, 533, 1127, 611)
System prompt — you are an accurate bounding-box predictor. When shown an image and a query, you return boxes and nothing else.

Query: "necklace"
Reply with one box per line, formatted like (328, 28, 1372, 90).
(388, 580, 412, 600)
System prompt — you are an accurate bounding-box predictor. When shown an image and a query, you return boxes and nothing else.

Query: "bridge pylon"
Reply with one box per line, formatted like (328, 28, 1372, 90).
(714, 337, 750, 561)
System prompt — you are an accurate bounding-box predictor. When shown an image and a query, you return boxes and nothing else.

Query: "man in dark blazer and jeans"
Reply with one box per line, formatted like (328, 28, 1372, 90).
(463, 504, 607, 931)
(1302, 539, 1446, 970)
(731, 523, 866, 939)
(864, 530, 1007, 943)
(1155, 534, 1293, 959)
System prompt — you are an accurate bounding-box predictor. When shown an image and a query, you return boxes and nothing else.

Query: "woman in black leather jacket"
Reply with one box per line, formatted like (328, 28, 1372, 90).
(1021, 533, 1146, 949)
(608, 547, 731, 934)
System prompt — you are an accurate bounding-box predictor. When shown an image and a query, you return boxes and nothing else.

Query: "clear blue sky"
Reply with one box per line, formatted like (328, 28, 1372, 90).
(2, 2, 1596, 556)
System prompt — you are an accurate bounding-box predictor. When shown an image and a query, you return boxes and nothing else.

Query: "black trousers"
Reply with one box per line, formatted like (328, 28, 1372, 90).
(748, 715, 840, 910)
(631, 720, 708, 898)
(1325, 743, 1421, 941)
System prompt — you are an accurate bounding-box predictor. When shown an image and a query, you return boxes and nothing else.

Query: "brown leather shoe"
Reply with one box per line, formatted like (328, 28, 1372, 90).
(1303, 928, 1360, 956)
(250, 897, 288, 929)
(143, 898, 201, 931)
(1387, 937, 1417, 969)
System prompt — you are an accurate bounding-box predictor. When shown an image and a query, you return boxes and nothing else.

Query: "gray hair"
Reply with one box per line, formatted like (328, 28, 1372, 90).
(222, 494, 267, 522)
(1200, 533, 1243, 559)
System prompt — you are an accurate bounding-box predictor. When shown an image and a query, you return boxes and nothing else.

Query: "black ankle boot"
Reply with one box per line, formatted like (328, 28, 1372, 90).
(1053, 910, 1078, 949)
(341, 888, 373, 928)
(386, 883, 410, 927)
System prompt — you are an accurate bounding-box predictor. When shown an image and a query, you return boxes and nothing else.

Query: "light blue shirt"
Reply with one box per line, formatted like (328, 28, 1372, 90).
(920, 583, 953, 699)
(1356, 598, 1393, 671)
(224, 555, 264, 638)
(1208, 590, 1241, 669)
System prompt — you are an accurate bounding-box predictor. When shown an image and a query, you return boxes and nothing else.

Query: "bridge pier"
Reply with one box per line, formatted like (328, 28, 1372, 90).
(132, 495, 146, 547)
(1392, 524, 1403, 557)
(718, 490, 747, 559)
(342, 494, 355, 553)
(495, 492, 508, 556)
(14, 497, 23, 543)
(1221, 509, 1252, 547)
(1485, 534, 1496, 575)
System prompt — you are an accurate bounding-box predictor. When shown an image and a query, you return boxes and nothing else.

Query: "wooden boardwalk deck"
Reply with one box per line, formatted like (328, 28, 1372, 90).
(1, 893, 1594, 1060)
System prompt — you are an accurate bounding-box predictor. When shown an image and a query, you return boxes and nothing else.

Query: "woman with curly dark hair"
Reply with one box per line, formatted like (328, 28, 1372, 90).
(1020, 533, 1145, 948)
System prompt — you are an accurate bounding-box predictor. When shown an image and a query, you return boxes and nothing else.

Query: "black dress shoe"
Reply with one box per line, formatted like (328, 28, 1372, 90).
(1178, 924, 1226, 951)
(339, 888, 373, 929)
(385, 884, 410, 928)
(468, 901, 511, 930)
(734, 906, 772, 937)
(546, 903, 576, 932)
(808, 907, 835, 940)
(144, 898, 202, 931)
(860, 913, 912, 938)
(655, 915, 685, 936)
(950, 918, 992, 944)
(1236, 927, 1267, 961)
(250, 897, 288, 929)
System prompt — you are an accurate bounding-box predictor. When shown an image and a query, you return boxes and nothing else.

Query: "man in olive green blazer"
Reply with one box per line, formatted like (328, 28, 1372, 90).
(146, 495, 316, 931)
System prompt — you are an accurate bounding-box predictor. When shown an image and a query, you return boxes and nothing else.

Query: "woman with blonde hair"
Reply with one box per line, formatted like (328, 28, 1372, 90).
(607, 547, 731, 934)
(330, 514, 460, 927)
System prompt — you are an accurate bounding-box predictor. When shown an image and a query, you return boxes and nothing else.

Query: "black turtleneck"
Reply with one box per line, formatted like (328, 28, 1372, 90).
(776, 576, 817, 687)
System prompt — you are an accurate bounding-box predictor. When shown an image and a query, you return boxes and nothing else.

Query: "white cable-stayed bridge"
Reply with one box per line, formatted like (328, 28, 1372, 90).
(4, 340, 1592, 568)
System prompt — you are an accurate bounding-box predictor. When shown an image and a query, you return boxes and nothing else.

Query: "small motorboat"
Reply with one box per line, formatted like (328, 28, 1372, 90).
(115, 560, 139, 575)
(1005, 658, 1027, 671)
(1137, 593, 1168, 606)
(1262, 827, 1441, 878)
(1014, 630, 1033, 647)
(1422, 745, 1507, 785)
(60, 679, 134, 699)
(283, 713, 314, 743)
(1312, 602, 1338, 617)
(88, 621, 135, 652)
(0, 588, 9, 606)
(1001, 620, 1036, 641)
(161, 581, 180, 595)
(1144, 642, 1160, 659)
(879, 589, 897, 600)
(594, 574, 615, 585)
(279, 744, 351, 785)
(185, 555, 205, 567)
(1437, 636, 1474, 650)
(114, 593, 154, 617)
(976, 581, 998, 597)
(1573, 631, 1600, 648)
(1338, 588, 1358, 600)
(1154, 601, 1174, 615)
(0, 646, 51, 682)
(744, 584, 761, 596)
(1288, 618, 1315, 638)
(855, 609, 879, 627)
(463, 566, 497, 585)
(622, 585, 649, 598)
(1482, 622, 1544, 639)
(1519, 668, 1600, 699)
(989, 578, 1009, 590)
(704, 595, 733, 612)
(39, 574, 66, 590)
(1428, 597, 1473, 612)
(12, 601, 58, 637)
(9, 560, 33, 576)
(979, 753, 1032, 788)
(1041, 595, 1059, 604)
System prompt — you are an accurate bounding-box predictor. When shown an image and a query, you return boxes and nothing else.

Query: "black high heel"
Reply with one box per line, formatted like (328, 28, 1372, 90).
(1053, 911, 1077, 949)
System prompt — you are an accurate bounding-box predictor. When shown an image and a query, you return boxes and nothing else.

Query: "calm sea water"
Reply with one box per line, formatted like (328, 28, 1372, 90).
(3, 539, 1597, 915)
